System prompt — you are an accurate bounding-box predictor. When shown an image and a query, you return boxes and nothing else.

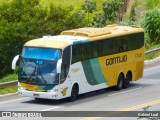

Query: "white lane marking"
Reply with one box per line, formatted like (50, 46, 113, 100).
(0, 97, 30, 105)
(108, 87, 142, 97)
(41, 107, 60, 111)
(144, 66, 160, 72)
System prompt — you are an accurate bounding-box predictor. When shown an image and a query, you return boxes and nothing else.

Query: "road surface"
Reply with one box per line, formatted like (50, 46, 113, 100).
(0, 66, 160, 120)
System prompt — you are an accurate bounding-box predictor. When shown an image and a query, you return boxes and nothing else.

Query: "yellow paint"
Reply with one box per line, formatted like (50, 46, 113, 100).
(61, 25, 144, 41)
(98, 47, 144, 87)
(81, 99, 160, 120)
(61, 27, 111, 37)
(24, 39, 69, 49)
(20, 82, 45, 92)
(61, 87, 68, 96)
(119, 99, 160, 111)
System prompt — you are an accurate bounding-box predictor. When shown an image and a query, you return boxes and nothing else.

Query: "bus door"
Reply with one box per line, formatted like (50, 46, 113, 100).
(59, 46, 71, 97)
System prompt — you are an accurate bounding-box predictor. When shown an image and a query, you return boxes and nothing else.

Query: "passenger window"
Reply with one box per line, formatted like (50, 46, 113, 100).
(103, 39, 113, 55)
(72, 44, 82, 63)
(82, 43, 93, 60)
(94, 41, 103, 57)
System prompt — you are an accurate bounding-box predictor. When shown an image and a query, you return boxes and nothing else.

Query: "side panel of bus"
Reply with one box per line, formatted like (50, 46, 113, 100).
(68, 32, 144, 95)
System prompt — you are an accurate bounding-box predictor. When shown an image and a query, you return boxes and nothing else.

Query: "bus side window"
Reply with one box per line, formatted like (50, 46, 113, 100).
(113, 37, 122, 53)
(129, 34, 137, 50)
(103, 39, 113, 55)
(119, 45, 127, 52)
(119, 36, 128, 52)
(82, 43, 93, 60)
(94, 41, 102, 57)
(136, 32, 144, 49)
(72, 44, 82, 63)
(72, 46, 76, 63)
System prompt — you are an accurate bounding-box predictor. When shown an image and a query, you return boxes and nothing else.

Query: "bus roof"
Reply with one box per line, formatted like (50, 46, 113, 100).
(61, 25, 144, 39)
(24, 25, 144, 49)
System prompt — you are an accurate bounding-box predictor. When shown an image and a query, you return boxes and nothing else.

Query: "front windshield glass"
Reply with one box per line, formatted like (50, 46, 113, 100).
(19, 59, 59, 85)
(22, 47, 61, 60)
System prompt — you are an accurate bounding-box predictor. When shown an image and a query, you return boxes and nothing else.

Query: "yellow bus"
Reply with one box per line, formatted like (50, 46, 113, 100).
(12, 25, 144, 101)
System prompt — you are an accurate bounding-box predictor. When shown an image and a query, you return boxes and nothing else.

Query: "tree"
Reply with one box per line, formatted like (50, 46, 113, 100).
(93, 13, 106, 27)
(0, 0, 85, 77)
(146, 0, 160, 10)
(143, 8, 160, 43)
(82, 0, 96, 26)
(102, 0, 124, 23)
(129, 2, 136, 21)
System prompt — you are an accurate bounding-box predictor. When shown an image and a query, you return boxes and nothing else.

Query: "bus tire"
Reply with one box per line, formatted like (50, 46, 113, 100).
(34, 98, 43, 101)
(68, 84, 79, 102)
(123, 71, 132, 88)
(116, 73, 124, 90)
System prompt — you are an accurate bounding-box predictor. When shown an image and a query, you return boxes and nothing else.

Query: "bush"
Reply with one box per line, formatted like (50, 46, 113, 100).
(0, 0, 85, 77)
(146, 0, 160, 10)
(143, 8, 160, 43)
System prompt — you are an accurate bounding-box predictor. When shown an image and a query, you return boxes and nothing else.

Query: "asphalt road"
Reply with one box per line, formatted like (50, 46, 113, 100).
(0, 65, 160, 120)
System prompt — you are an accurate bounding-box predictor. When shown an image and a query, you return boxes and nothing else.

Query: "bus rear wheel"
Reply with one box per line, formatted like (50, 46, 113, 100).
(116, 73, 124, 90)
(123, 71, 132, 88)
(68, 84, 78, 102)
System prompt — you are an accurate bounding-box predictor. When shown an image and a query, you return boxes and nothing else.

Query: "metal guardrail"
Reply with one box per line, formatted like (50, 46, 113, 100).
(0, 48, 160, 88)
(145, 48, 160, 56)
(0, 80, 18, 88)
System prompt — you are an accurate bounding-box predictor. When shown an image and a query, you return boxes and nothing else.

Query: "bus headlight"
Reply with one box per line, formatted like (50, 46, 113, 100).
(18, 86, 26, 90)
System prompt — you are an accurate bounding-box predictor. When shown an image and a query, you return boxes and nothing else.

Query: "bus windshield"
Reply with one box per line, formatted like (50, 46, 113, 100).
(19, 59, 59, 85)
(22, 47, 61, 60)
(19, 47, 61, 85)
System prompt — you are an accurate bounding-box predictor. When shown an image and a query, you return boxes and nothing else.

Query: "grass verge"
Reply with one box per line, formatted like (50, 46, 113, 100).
(0, 85, 17, 95)
(0, 73, 17, 83)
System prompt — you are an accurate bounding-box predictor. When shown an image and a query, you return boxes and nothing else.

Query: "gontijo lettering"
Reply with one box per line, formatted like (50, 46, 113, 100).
(106, 55, 127, 66)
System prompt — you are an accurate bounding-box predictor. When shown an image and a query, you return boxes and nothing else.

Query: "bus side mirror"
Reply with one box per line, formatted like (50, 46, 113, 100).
(12, 55, 19, 70)
(57, 59, 62, 73)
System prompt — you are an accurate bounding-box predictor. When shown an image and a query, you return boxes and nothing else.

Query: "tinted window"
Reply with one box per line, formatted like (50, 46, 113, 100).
(22, 47, 61, 60)
(103, 39, 113, 55)
(71, 32, 144, 63)
(72, 44, 82, 63)
(93, 41, 103, 57)
(82, 43, 93, 60)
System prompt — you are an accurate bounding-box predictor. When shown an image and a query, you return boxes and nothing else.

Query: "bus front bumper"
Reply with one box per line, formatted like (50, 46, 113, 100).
(18, 89, 59, 100)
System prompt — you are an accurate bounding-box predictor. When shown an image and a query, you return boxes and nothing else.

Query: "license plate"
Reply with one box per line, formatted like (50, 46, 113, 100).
(33, 94, 40, 97)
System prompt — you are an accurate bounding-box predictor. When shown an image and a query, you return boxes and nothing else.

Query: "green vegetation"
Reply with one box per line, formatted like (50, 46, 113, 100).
(0, 73, 17, 83)
(82, 0, 96, 26)
(145, 0, 160, 10)
(0, 0, 86, 78)
(0, 85, 17, 95)
(143, 8, 160, 43)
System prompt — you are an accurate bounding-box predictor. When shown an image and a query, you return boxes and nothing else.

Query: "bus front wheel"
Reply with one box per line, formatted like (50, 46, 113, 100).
(116, 73, 124, 90)
(68, 84, 79, 102)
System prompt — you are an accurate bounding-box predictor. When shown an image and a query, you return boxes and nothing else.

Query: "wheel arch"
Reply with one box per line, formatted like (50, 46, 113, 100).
(71, 82, 79, 94)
